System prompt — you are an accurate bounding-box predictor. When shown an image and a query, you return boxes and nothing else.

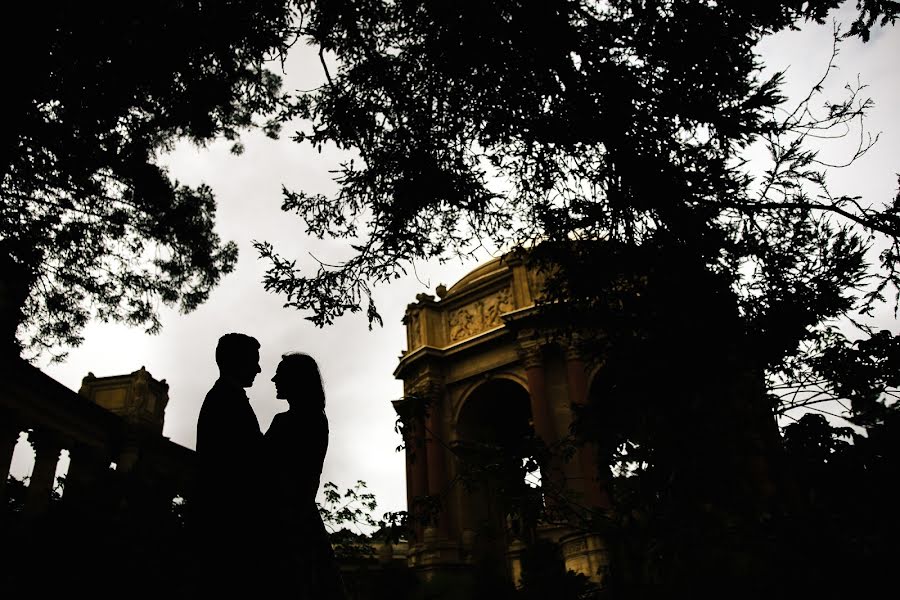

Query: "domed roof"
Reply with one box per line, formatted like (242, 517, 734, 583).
(446, 256, 509, 296)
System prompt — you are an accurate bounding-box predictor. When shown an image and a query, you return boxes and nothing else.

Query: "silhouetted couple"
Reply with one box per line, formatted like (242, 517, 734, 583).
(195, 333, 345, 598)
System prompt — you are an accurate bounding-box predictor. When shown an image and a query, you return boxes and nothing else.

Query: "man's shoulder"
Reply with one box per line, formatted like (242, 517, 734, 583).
(199, 382, 225, 412)
(197, 380, 261, 453)
(203, 379, 248, 406)
(197, 381, 247, 432)
(209, 378, 238, 396)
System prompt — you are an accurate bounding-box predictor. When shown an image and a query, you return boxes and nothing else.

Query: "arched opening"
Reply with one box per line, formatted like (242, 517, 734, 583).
(585, 369, 635, 495)
(454, 378, 538, 572)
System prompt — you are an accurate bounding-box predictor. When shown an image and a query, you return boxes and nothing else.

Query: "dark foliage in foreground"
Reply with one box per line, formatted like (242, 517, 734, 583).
(257, 1, 899, 596)
(1, 2, 297, 359)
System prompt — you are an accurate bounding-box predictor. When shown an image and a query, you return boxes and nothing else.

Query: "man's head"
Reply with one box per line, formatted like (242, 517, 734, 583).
(215, 333, 261, 388)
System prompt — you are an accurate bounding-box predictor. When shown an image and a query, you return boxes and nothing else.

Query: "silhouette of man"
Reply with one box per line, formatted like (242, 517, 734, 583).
(195, 333, 265, 594)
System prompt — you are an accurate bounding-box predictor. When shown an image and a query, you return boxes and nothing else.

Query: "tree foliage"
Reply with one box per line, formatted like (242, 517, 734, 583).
(259, 0, 900, 446)
(262, 0, 900, 431)
(262, 0, 897, 327)
(1, 2, 297, 358)
(256, 0, 900, 595)
(318, 479, 405, 559)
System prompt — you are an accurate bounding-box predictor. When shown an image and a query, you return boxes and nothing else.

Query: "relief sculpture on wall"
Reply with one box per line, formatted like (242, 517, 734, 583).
(526, 265, 550, 303)
(448, 287, 514, 342)
(408, 311, 422, 349)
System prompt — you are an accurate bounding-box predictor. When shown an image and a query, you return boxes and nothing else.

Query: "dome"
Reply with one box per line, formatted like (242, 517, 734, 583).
(445, 256, 509, 297)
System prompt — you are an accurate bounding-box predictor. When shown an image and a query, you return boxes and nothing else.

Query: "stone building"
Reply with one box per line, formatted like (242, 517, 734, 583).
(1, 360, 193, 515)
(394, 251, 610, 586)
(3, 251, 615, 593)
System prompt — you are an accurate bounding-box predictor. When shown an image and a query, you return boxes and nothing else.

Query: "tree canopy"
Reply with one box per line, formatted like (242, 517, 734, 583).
(260, 0, 899, 413)
(1, 2, 296, 358)
(256, 0, 899, 594)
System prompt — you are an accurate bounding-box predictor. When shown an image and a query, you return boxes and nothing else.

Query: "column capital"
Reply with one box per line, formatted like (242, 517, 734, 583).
(564, 343, 584, 362)
(516, 327, 550, 369)
(517, 343, 544, 369)
(27, 429, 63, 458)
(411, 380, 443, 405)
(0, 414, 21, 446)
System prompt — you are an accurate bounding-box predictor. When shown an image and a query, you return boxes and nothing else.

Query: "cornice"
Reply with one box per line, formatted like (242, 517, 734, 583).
(394, 325, 512, 380)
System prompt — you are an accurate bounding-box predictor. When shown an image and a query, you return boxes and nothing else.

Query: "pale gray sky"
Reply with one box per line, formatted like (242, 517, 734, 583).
(11, 10, 899, 521)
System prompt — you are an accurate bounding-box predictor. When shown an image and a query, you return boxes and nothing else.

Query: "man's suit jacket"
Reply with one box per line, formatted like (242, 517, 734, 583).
(196, 378, 264, 538)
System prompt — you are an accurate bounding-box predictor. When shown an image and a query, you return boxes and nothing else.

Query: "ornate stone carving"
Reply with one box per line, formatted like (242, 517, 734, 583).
(517, 343, 544, 369)
(448, 287, 514, 342)
(28, 430, 63, 459)
(515, 329, 545, 369)
(408, 311, 422, 349)
(526, 266, 549, 303)
(78, 372, 96, 397)
(564, 336, 586, 362)
(129, 366, 150, 417)
(411, 380, 443, 406)
(562, 537, 588, 555)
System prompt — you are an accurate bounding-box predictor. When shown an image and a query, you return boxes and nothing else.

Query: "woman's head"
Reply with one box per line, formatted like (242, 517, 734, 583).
(272, 352, 326, 409)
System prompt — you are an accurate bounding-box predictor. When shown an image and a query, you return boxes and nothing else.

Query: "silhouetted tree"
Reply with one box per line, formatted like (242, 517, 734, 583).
(1, 2, 296, 359)
(256, 1, 899, 596)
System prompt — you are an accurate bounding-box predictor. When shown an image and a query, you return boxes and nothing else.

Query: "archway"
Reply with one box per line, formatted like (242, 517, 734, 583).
(454, 378, 538, 570)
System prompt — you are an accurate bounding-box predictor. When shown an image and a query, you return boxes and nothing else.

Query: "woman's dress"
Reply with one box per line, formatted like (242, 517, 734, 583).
(265, 407, 346, 598)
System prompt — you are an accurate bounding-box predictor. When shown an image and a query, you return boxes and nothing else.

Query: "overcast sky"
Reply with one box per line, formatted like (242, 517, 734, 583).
(10, 9, 900, 521)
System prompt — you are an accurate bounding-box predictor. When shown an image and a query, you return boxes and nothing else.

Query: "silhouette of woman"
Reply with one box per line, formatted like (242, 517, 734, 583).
(266, 352, 346, 598)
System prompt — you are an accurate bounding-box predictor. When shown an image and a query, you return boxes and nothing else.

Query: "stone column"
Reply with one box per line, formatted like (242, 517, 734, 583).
(520, 343, 557, 446)
(395, 397, 429, 543)
(404, 446, 416, 539)
(410, 442, 429, 541)
(116, 433, 142, 475)
(423, 383, 448, 539)
(25, 430, 62, 516)
(565, 347, 610, 509)
(65, 443, 111, 510)
(0, 416, 21, 502)
(519, 341, 564, 510)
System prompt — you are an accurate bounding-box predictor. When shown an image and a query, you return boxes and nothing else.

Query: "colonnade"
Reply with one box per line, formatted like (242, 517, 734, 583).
(1, 361, 193, 519)
(0, 418, 118, 515)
